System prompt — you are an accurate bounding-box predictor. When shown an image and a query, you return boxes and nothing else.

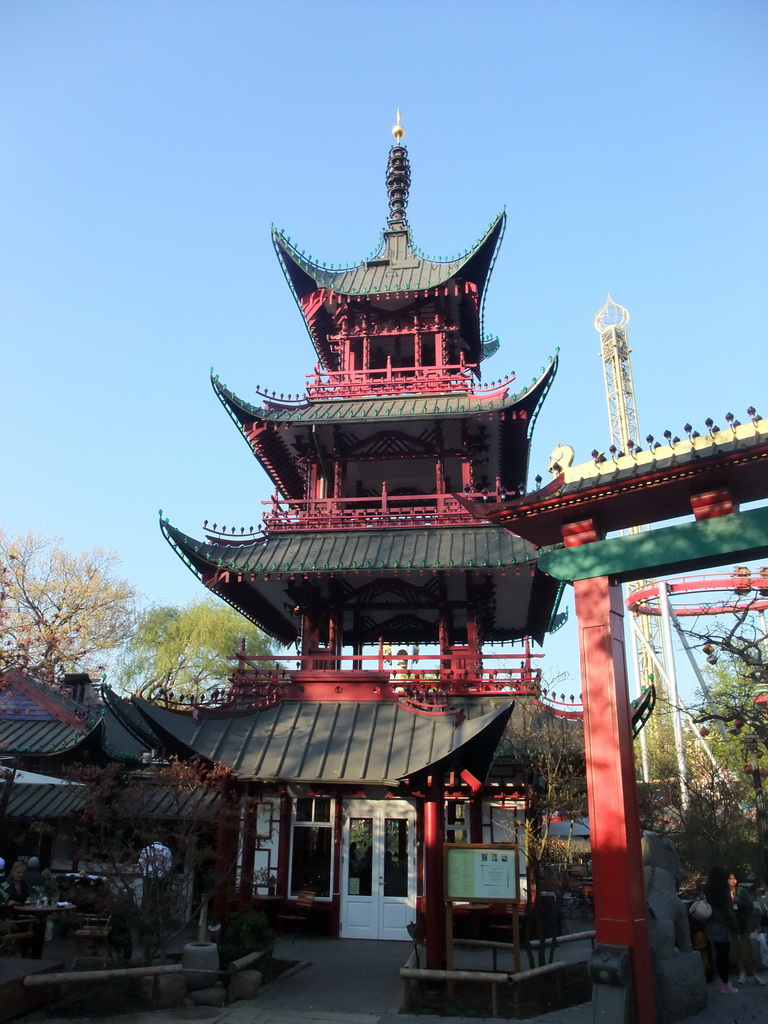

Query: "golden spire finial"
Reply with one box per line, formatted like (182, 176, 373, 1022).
(392, 108, 405, 142)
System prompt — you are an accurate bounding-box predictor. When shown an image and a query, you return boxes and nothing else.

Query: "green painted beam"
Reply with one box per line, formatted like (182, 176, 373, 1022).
(538, 506, 768, 584)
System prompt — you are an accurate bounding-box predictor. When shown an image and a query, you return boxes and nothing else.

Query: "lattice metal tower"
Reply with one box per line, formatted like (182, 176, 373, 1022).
(594, 297, 669, 774)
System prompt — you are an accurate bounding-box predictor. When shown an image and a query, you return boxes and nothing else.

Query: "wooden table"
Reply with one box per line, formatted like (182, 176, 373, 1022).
(10, 903, 75, 958)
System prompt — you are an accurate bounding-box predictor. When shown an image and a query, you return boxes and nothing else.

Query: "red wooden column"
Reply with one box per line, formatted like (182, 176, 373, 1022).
(424, 774, 446, 968)
(570, 520, 655, 1023)
(212, 772, 238, 925)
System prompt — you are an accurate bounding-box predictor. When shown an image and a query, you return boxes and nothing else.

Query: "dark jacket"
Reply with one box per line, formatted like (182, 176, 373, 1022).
(0, 876, 31, 911)
(732, 885, 756, 935)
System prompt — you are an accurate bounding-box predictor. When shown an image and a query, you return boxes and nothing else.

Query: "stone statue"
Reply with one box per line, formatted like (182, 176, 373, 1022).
(641, 833, 706, 1022)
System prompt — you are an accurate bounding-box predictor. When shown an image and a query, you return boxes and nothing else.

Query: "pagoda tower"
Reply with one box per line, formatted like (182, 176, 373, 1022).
(161, 117, 560, 698)
(151, 117, 563, 952)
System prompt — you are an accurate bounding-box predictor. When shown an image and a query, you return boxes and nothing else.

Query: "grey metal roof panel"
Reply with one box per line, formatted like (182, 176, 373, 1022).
(0, 717, 93, 756)
(101, 688, 160, 747)
(5, 779, 219, 822)
(0, 672, 162, 763)
(162, 522, 536, 577)
(100, 711, 154, 760)
(5, 782, 86, 820)
(133, 698, 514, 786)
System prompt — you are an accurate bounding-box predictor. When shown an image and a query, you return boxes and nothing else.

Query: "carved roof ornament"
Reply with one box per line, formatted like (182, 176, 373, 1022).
(387, 109, 410, 230)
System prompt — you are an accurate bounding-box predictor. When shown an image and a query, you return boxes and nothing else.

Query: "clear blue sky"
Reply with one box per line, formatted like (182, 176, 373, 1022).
(2, 1, 766, 690)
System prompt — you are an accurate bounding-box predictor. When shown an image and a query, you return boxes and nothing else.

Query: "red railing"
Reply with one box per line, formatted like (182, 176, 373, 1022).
(304, 358, 515, 401)
(228, 649, 542, 688)
(259, 488, 515, 533)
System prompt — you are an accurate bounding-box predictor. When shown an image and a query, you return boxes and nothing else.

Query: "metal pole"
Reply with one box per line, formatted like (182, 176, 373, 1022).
(629, 618, 731, 779)
(658, 582, 689, 810)
(760, 610, 768, 665)
(669, 609, 728, 741)
(743, 733, 768, 884)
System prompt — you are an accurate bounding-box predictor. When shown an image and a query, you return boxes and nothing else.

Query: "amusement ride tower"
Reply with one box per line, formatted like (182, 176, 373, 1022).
(594, 297, 678, 784)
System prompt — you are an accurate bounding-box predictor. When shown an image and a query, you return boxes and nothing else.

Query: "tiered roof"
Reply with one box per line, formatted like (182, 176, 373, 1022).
(161, 121, 561, 663)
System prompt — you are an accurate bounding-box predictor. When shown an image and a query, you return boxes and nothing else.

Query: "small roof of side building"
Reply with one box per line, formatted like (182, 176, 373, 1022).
(133, 697, 515, 787)
(0, 669, 159, 764)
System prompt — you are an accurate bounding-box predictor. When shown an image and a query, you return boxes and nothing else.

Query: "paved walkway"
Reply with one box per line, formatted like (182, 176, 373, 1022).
(25, 932, 768, 1024)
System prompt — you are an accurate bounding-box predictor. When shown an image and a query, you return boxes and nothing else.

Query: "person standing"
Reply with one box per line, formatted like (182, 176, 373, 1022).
(24, 856, 45, 893)
(728, 869, 766, 985)
(704, 865, 740, 994)
(137, 841, 173, 957)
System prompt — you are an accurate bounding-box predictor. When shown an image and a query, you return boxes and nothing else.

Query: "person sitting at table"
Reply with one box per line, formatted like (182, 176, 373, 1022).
(0, 860, 32, 939)
(1, 860, 31, 908)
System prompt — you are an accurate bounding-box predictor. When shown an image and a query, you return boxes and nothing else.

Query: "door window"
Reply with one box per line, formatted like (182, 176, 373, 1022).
(348, 818, 373, 895)
(383, 818, 409, 897)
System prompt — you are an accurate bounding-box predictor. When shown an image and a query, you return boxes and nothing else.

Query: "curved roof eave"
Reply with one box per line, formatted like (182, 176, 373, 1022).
(398, 701, 514, 783)
(271, 211, 505, 302)
(159, 519, 298, 644)
(210, 353, 558, 430)
(211, 375, 262, 429)
(508, 353, 559, 434)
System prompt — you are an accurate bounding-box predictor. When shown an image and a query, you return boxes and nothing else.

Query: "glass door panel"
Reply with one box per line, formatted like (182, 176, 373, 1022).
(348, 818, 373, 896)
(383, 818, 408, 897)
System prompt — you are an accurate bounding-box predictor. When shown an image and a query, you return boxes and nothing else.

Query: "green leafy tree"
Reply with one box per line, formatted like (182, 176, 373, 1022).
(494, 696, 587, 961)
(114, 599, 275, 700)
(0, 529, 137, 678)
(636, 724, 755, 877)
(635, 617, 768, 878)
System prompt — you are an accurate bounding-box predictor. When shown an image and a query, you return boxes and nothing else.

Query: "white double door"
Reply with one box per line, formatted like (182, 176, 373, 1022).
(340, 798, 416, 940)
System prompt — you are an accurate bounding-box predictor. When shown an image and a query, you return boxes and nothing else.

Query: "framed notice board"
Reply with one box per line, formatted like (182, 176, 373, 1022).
(444, 843, 520, 903)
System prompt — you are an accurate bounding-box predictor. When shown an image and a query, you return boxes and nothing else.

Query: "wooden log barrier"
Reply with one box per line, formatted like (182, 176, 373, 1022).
(24, 964, 184, 1011)
(227, 949, 269, 972)
(23, 964, 183, 987)
(400, 956, 568, 1017)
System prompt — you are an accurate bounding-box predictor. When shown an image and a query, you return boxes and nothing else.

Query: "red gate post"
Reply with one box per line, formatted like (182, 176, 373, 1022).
(574, 569, 656, 1024)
